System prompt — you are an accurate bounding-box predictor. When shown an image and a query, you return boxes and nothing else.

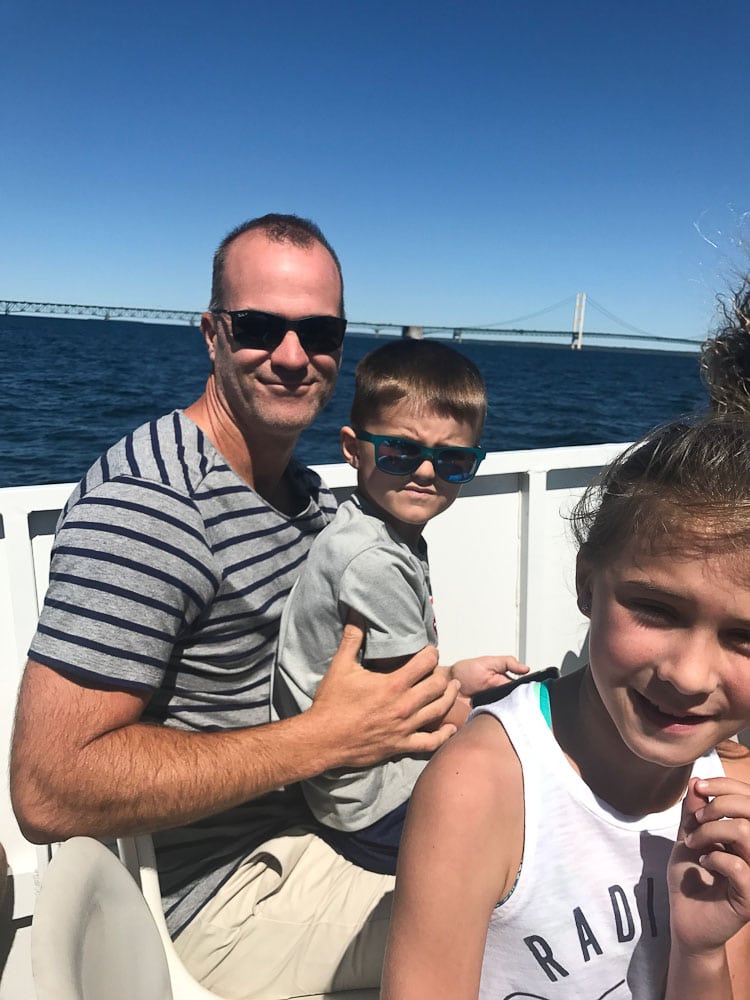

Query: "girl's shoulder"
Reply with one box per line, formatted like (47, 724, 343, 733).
(407, 708, 525, 901)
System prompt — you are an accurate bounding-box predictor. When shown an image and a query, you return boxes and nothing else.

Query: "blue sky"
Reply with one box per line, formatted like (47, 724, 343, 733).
(2, 1, 748, 341)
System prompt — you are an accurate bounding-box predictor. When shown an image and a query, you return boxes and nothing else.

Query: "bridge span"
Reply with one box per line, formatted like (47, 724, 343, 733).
(0, 299, 703, 351)
(1, 299, 201, 325)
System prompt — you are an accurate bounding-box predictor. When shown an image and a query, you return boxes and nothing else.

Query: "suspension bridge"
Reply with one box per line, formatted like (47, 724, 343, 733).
(0, 296, 705, 352)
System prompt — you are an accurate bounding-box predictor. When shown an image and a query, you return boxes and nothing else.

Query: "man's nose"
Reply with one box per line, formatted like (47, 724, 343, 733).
(270, 329, 308, 367)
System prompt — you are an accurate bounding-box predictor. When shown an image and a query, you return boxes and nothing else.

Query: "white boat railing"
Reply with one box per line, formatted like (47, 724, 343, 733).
(0, 441, 625, 998)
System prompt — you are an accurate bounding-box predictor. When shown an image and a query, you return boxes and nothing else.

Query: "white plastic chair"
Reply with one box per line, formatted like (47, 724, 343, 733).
(117, 834, 379, 1000)
(117, 836, 218, 1000)
(31, 836, 173, 1000)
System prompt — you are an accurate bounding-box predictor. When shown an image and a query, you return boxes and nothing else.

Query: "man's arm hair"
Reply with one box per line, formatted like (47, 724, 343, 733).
(11, 625, 458, 842)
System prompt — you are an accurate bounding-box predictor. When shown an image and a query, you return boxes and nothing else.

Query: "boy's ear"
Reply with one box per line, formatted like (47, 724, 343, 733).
(340, 426, 360, 469)
(575, 553, 594, 618)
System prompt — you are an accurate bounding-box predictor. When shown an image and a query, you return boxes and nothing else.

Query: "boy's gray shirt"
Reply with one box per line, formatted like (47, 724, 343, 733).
(273, 492, 436, 830)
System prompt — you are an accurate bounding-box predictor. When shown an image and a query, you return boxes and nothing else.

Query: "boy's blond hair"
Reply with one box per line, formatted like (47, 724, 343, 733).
(350, 340, 487, 442)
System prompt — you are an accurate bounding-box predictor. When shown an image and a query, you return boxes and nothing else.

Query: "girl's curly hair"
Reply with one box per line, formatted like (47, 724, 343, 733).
(700, 276, 750, 415)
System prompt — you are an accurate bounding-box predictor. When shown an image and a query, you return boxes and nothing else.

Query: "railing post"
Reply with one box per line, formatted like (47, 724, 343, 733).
(517, 469, 548, 665)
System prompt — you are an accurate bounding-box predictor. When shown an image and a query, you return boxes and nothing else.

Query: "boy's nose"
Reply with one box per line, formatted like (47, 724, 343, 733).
(411, 458, 436, 481)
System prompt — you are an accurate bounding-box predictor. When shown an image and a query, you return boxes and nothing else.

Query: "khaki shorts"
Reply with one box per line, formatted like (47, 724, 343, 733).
(173, 828, 393, 1000)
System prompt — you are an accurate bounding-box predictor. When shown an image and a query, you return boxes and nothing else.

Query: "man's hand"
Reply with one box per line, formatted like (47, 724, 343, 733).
(450, 655, 529, 697)
(309, 613, 460, 769)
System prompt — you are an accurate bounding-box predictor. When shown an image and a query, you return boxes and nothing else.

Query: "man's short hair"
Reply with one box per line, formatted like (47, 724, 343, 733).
(208, 213, 345, 316)
(350, 339, 487, 442)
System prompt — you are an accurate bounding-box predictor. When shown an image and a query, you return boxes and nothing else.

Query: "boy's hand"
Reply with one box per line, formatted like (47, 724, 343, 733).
(668, 776, 750, 954)
(449, 655, 529, 697)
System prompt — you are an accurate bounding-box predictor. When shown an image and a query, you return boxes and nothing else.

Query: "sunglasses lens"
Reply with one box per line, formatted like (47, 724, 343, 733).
(231, 312, 286, 350)
(375, 438, 422, 475)
(228, 312, 345, 354)
(296, 316, 346, 354)
(435, 449, 478, 483)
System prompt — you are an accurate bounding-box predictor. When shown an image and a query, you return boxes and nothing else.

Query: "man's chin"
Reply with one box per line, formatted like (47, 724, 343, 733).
(256, 401, 330, 438)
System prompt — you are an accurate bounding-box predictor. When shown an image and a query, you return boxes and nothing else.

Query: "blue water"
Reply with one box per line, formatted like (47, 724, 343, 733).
(0, 315, 708, 489)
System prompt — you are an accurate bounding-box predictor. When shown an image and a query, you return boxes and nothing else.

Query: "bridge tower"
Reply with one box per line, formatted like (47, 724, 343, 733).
(570, 292, 586, 350)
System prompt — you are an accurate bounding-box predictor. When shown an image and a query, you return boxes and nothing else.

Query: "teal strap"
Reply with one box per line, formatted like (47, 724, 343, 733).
(539, 680, 552, 730)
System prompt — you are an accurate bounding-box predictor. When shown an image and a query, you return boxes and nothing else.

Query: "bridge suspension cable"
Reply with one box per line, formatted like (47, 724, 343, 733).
(478, 295, 578, 329)
(584, 296, 657, 339)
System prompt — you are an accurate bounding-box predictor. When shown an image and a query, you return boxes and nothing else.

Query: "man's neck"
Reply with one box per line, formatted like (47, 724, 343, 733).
(184, 379, 297, 504)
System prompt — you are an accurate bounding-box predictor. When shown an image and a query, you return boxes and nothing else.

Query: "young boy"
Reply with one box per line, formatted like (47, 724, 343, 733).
(273, 339, 525, 874)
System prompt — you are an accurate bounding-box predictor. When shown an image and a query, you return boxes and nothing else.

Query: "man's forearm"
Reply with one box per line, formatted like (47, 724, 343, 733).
(12, 639, 456, 842)
(14, 709, 351, 842)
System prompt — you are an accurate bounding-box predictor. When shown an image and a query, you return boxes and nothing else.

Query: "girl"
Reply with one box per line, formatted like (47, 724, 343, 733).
(382, 408, 750, 999)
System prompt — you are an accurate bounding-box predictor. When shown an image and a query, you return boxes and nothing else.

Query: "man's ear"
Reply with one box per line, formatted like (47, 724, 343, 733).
(200, 312, 218, 363)
(575, 552, 594, 618)
(340, 426, 360, 468)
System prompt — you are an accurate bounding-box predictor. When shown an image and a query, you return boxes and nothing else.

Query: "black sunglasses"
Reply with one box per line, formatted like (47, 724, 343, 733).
(355, 430, 486, 484)
(212, 309, 346, 354)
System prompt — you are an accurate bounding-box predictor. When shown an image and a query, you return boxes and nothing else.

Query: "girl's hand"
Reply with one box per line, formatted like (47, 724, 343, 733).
(449, 655, 529, 696)
(668, 776, 750, 954)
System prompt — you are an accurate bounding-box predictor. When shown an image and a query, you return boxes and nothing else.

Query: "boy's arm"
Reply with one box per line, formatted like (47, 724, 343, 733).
(366, 658, 471, 728)
(382, 713, 522, 1000)
(367, 655, 529, 729)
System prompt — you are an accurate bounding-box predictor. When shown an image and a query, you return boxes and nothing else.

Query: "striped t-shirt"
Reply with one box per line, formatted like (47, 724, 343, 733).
(29, 409, 337, 934)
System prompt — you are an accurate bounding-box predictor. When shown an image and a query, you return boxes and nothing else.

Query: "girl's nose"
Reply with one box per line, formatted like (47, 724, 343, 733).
(654, 631, 718, 697)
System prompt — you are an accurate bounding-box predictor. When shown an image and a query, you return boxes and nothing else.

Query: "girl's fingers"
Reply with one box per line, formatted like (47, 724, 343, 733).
(698, 849, 750, 917)
(686, 818, 750, 865)
(694, 777, 750, 802)
(694, 791, 750, 826)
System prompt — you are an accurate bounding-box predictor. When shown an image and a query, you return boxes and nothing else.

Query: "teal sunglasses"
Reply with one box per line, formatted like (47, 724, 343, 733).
(354, 430, 486, 484)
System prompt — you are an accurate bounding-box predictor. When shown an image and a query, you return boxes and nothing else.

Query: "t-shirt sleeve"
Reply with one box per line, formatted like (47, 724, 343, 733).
(29, 476, 220, 691)
(339, 546, 433, 662)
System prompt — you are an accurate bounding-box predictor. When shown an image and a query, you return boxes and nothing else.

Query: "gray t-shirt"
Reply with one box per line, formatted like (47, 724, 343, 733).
(29, 410, 336, 934)
(274, 492, 436, 831)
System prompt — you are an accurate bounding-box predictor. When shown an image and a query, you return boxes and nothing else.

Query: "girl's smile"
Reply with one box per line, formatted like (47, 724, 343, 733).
(578, 540, 750, 772)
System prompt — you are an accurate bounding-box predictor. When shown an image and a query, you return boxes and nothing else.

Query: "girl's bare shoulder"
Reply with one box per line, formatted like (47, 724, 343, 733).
(410, 710, 524, 843)
(426, 709, 522, 788)
(405, 709, 525, 902)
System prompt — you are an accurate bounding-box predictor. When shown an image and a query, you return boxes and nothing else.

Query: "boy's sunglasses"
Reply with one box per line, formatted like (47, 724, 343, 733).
(355, 430, 486, 484)
(212, 309, 346, 355)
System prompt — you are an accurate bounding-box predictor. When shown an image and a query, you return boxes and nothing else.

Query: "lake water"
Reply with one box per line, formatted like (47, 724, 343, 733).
(0, 315, 709, 488)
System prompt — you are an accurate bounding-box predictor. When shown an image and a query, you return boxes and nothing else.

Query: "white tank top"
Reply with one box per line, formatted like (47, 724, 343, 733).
(472, 680, 723, 1000)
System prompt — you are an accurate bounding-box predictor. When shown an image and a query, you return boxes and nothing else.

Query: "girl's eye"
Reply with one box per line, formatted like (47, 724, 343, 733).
(725, 630, 750, 653)
(628, 601, 676, 625)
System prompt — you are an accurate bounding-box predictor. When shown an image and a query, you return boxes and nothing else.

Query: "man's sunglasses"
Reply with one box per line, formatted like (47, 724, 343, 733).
(355, 430, 486, 484)
(212, 309, 346, 355)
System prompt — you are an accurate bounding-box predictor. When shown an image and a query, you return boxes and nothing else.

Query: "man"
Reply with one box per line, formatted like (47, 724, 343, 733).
(11, 214, 458, 999)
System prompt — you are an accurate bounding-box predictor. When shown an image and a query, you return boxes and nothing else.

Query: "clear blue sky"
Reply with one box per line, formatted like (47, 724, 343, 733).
(2, 0, 748, 341)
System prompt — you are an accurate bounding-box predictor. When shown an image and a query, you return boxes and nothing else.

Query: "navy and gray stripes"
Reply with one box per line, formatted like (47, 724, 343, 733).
(29, 409, 335, 934)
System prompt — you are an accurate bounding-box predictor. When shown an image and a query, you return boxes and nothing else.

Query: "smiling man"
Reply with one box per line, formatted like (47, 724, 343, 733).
(11, 214, 459, 1000)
